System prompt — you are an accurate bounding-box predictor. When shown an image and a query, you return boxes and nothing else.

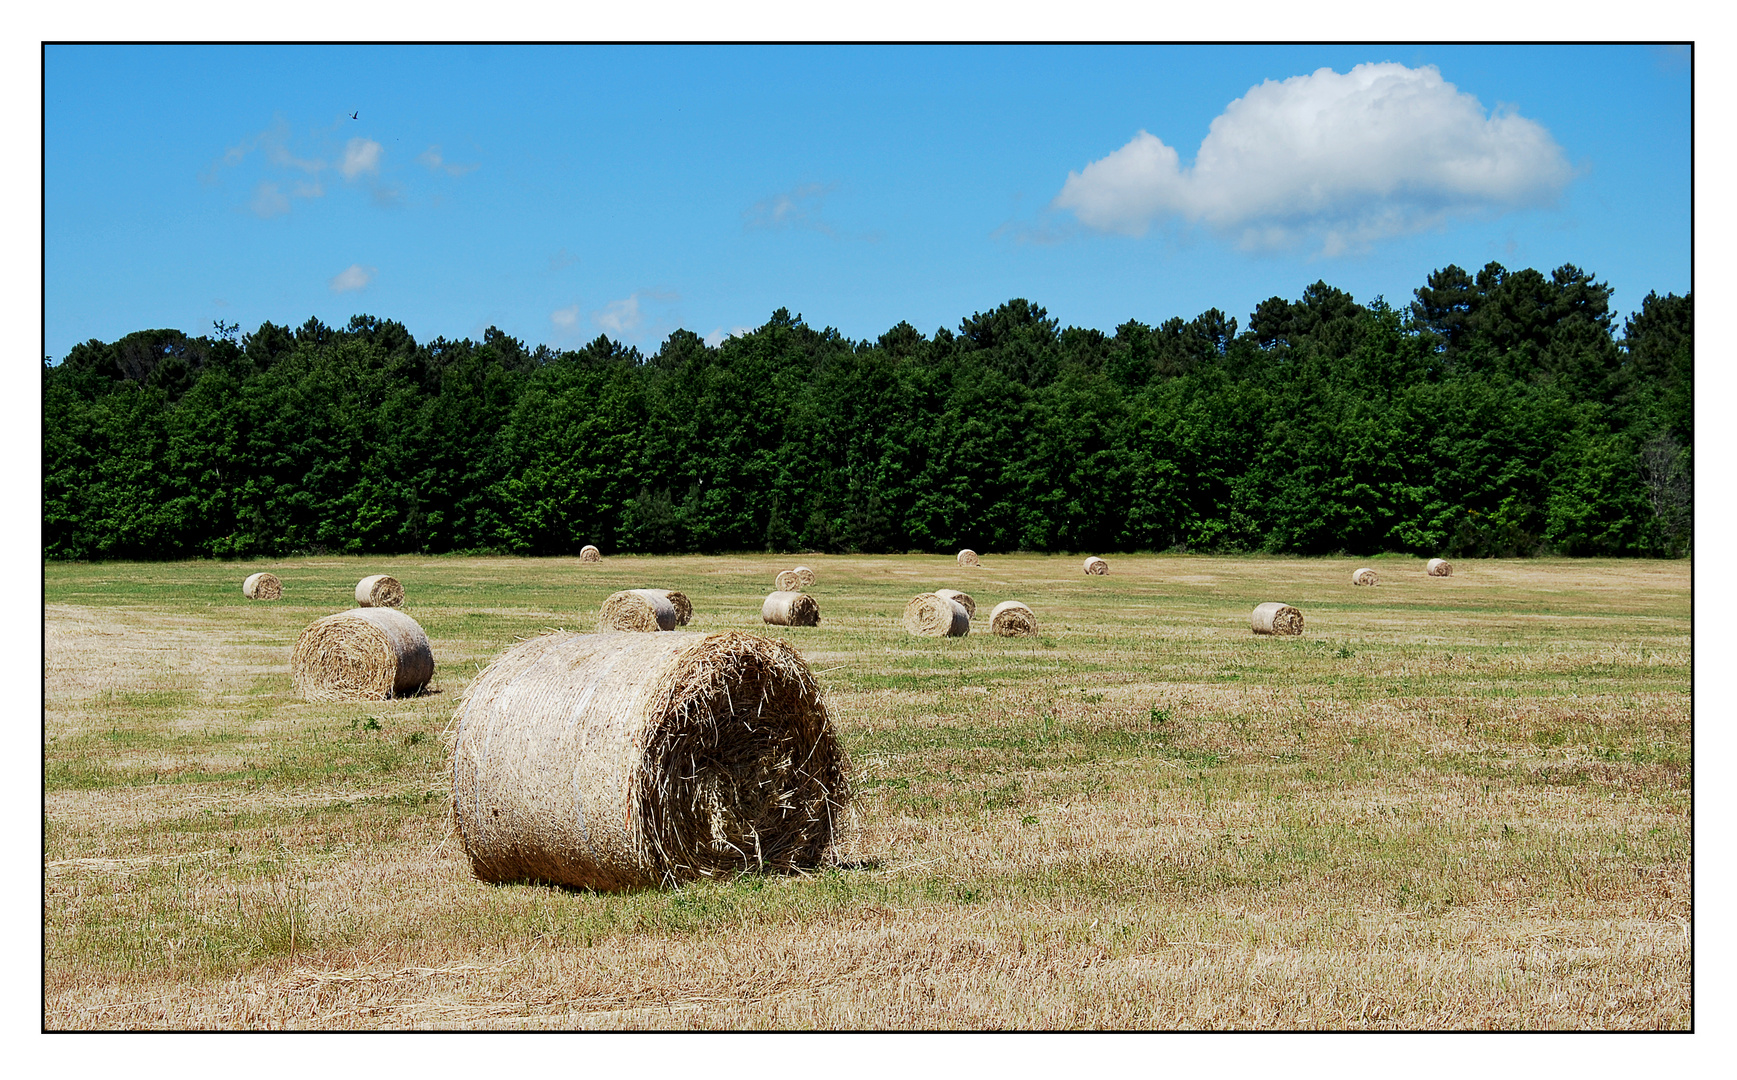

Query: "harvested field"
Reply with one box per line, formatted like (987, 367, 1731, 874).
(43, 553, 1690, 1029)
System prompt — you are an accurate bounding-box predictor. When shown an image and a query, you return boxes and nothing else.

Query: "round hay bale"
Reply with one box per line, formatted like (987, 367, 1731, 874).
(1351, 567, 1379, 586)
(291, 608, 434, 701)
(1083, 556, 1109, 576)
(792, 565, 816, 589)
(356, 574, 404, 608)
(988, 600, 1037, 638)
(1427, 558, 1453, 577)
(600, 589, 678, 632)
(957, 549, 979, 567)
(580, 545, 602, 563)
(762, 591, 820, 627)
(903, 593, 969, 637)
(452, 629, 851, 890)
(1251, 603, 1304, 636)
(774, 569, 802, 593)
(934, 589, 976, 619)
(659, 590, 694, 626)
(242, 572, 282, 601)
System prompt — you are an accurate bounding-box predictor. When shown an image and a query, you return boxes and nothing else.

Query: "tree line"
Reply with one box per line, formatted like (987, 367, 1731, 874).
(43, 261, 1691, 560)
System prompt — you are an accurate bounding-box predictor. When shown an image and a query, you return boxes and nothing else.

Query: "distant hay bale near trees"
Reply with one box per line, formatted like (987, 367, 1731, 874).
(1352, 567, 1379, 586)
(355, 575, 404, 607)
(934, 589, 975, 618)
(762, 591, 820, 627)
(452, 630, 851, 891)
(291, 608, 434, 701)
(580, 545, 602, 563)
(1083, 556, 1108, 575)
(774, 569, 802, 592)
(1427, 559, 1453, 577)
(903, 593, 969, 637)
(988, 600, 1037, 637)
(242, 572, 282, 601)
(1251, 602, 1304, 636)
(792, 565, 816, 588)
(600, 589, 678, 632)
(957, 549, 979, 567)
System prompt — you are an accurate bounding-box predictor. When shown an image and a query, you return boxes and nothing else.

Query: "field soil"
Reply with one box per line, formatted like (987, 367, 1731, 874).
(43, 553, 1691, 1029)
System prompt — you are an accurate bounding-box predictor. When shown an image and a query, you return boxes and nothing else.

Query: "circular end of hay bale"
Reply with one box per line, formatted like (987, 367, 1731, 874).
(452, 629, 851, 890)
(957, 549, 979, 567)
(580, 545, 602, 563)
(1251, 602, 1304, 636)
(988, 600, 1037, 638)
(1427, 559, 1453, 577)
(355, 574, 404, 608)
(242, 572, 282, 601)
(774, 569, 802, 592)
(934, 589, 976, 619)
(660, 590, 694, 626)
(1351, 567, 1379, 586)
(600, 589, 678, 632)
(1083, 556, 1108, 576)
(903, 593, 969, 637)
(792, 565, 816, 589)
(762, 591, 820, 627)
(291, 608, 433, 701)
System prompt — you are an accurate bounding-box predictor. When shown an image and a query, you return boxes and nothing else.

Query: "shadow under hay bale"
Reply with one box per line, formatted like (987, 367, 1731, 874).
(1251, 602, 1304, 636)
(658, 590, 693, 626)
(600, 590, 677, 632)
(762, 591, 820, 627)
(957, 549, 978, 567)
(904, 593, 969, 637)
(1083, 556, 1109, 575)
(451, 630, 851, 891)
(934, 588, 975, 618)
(356, 574, 404, 608)
(242, 572, 282, 601)
(988, 600, 1037, 637)
(1352, 567, 1379, 586)
(580, 545, 602, 563)
(291, 607, 434, 701)
(1427, 559, 1453, 577)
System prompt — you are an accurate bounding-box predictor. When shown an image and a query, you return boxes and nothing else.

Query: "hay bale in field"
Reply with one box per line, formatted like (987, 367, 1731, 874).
(762, 591, 820, 627)
(957, 549, 979, 567)
(291, 608, 434, 701)
(580, 545, 602, 563)
(1251, 602, 1304, 636)
(355, 574, 404, 608)
(903, 593, 969, 637)
(600, 590, 678, 633)
(934, 589, 976, 619)
(659, 590, 694, 626)
(774, 569, 802, 592)
(1351, 567, 1379, 586)
(452, 630, 851, 891)
(1427, 559, 1453, 577)
(792, 565, 816, 589)
(1083, 556, 1109, 576)
(242, 572, 282, 601)
(988, 600, 1037, 638)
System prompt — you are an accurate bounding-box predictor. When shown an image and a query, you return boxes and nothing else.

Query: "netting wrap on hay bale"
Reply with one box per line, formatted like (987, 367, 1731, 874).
(451, 630, 851, 890)
(291, 608, 434, 701)
(934, 589, 976, 619)
(1352, 567, 1379, 586)
(957, 549, 979, 567)
(1251, 603, 1304, 636)
(658, 590, 694, 626)
(792, 565, 816, 589)
(762, 591, 820, 627)
(988, 600, 1037, 637)
(1427, 559, 1453, 577)
(580, 545, 602, 563)
(242, 572, 282, 601)
(903, 593, 969, 637)
(600, 590, 678, 632)
(355, 574, 404, 608)
(774, 569, 802, 593)
(1083, 556, 1109, 576)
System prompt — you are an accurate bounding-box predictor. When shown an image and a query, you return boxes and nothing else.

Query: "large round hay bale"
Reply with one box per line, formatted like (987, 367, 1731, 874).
(774, 569, 802, 592)
(903, 593, 969, 637)
(659, 590, 694, 626)
(988, 600, 1037, 638)
(957, 549, 979, 567)
(242, 572, 282, 601)
(452, 630, 851, 890)
(1351, 567, 1379, 586)
(762, 591, 820, 627)
(1251, 603, 1304, 636)
(580, 545, 602, 563)
(291, 608, 434, 701)
(934, 589, 976, 619)
(600, 589, 677, 632)
(1083, 556, 1109, 576)
(792, 565, 816, 589)
(1427, 559, 1453, 577)
(356, 574, 404, 608)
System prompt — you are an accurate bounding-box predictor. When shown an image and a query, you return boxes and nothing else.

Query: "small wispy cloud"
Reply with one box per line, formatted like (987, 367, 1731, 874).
(594, 290, 681, 337)
(744, 182, 838, 235)
(341, 138, 383, 180)
(551, 304, 580, 329)
(417, 145, 479, 176)
(251, 182, 291, 218)
(704, 326, 756, 348)
(370, 182, 404, 209)
(329, 264, 377, 293)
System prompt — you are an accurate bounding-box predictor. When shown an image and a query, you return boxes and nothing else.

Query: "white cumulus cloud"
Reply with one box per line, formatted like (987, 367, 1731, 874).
(745, 182, 837, 235)
(329, 264, 377, 293)
(418, 145, 479, 176)
(340, 138, 383, 180)
(594, 294, 642, 334)
(1052, 62, 1574, 254)
(704, 326, 756, 348)
(250, 181, 291, 218)
(550, 304, 580, 328)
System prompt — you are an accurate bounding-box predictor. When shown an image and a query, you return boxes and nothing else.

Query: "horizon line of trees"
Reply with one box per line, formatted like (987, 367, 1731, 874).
(44, 260, 1692, 561)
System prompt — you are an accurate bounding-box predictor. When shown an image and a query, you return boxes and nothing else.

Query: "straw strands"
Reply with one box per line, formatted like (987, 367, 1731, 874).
(988, 600, 1037, 637)
(451, 629, 851, 890)
(659, 590, 694, 626)
(1352, 567, 1379, 586)
(1251, 603, 1305, 636)
(762, 591, 820, 627)
(242, 572, 282, 601)
(580, 545, 602, 563)
(355, 575, 404, 608)
(600, 590, 678, 632)
(774, 570, 802, 592)
(1427, 559, 1453, 577)
(792, 565, 816, 589)
(1083, 556, 1109, 575)
(291, 608, 434, 701)
(957, 549, 979, 567)
(903, 593, 969, 637)
(934, 589, 976, 619)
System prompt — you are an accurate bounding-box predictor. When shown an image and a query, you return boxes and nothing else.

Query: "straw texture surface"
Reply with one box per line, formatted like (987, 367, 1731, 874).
(1427, 559, 1453, 577)
(988, 600, 1037, 637)
(580, 545, 602, 563)
(1251, 602, 1305, 636)
(903, 593, 970, 637)
(792, 565, 816, 589)
(957, 549, 979, 567)
(242, 572, 282, 601)
(451, 630, 850, 890)
(774, 570, 802, 593)
(762, 591, 820, 627)
(355, 574, 404, 608)
(291, 607, 434, 700)
(1083, 556, 1109, 576)
(934, 589, 976, 619)
(600, 590, 677, 632)
(1352, 567, 1379, 586)
(658, 590, 694, 626)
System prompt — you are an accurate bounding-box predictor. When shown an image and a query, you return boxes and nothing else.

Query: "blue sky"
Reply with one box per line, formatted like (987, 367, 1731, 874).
(43, 43, 1690, 360)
